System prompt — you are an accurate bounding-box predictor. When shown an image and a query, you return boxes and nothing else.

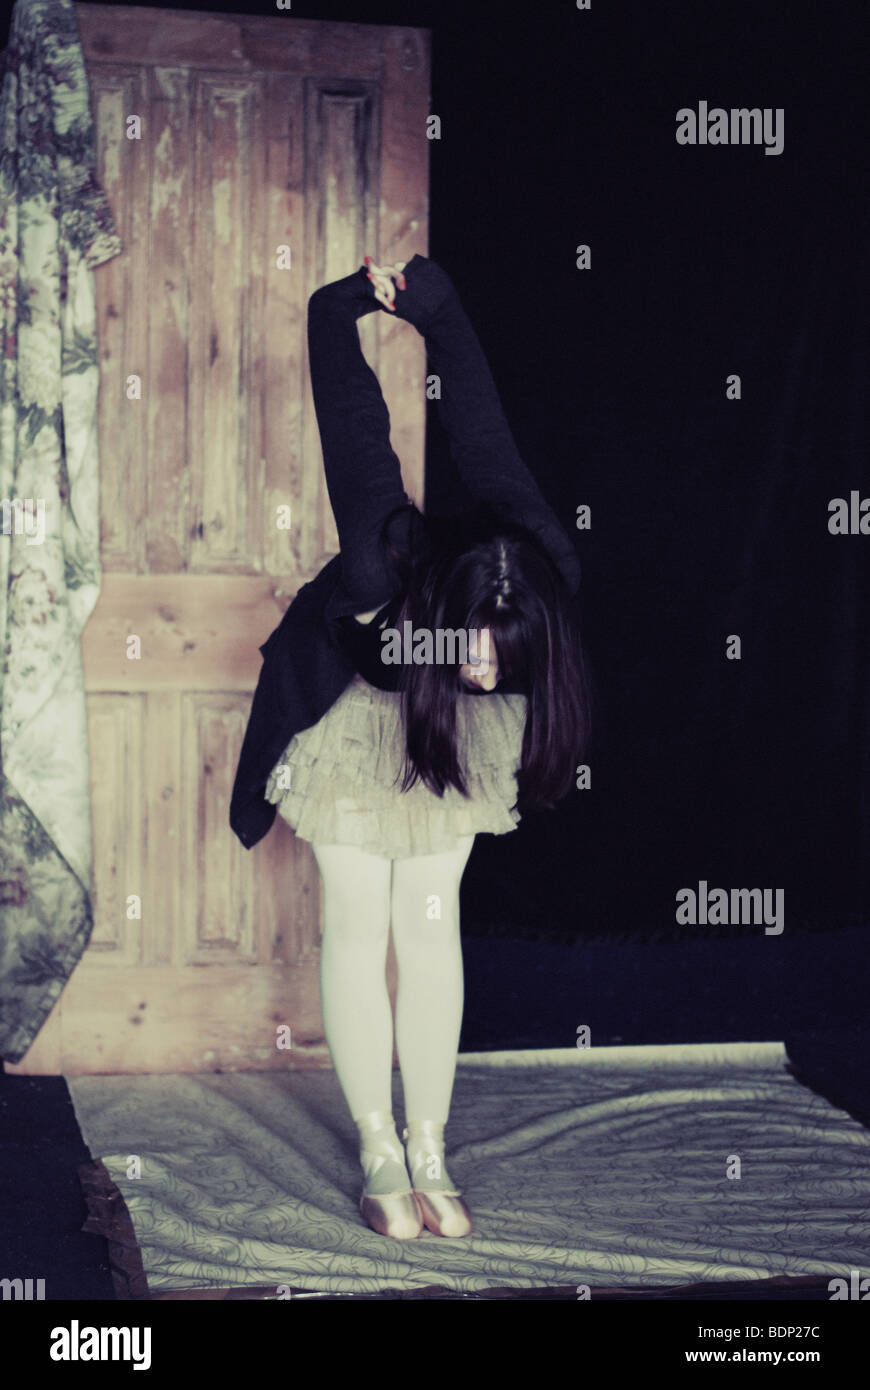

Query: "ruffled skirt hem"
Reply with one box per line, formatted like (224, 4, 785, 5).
(265, 673, 527, 858)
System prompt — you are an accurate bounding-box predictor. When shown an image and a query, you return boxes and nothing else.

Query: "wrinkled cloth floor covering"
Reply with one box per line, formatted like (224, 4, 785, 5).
(65, 1044, 870, 1296)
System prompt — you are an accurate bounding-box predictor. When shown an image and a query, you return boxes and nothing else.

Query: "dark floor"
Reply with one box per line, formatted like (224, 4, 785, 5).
(0, 1074, 115, 1300)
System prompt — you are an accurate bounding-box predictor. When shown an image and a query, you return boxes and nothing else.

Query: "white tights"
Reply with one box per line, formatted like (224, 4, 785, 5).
(311, 836, 475, 1126)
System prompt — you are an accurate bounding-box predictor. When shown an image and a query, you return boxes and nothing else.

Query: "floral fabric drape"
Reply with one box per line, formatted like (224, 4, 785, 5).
(0, 0, 121, 1061)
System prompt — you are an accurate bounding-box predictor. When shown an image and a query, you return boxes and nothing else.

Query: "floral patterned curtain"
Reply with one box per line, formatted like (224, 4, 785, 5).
(0, 0, 122, 1061)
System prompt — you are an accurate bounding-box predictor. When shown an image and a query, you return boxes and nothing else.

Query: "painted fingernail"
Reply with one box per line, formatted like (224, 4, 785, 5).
(364, 256, 371, 264)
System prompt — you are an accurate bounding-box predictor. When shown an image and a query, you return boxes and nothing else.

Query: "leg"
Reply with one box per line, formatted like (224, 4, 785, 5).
(312, 840, 421, 1237)
(390, 834, 475, 1124)
(312, 841, 393, 1118)
(390, 834, 477, 1236)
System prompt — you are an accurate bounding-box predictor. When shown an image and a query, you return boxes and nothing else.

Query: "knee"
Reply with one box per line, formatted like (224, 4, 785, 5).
(391, 886, 462, 954)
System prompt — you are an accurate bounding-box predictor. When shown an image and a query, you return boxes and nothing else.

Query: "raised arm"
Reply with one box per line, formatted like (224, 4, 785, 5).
(388, 256, 582, 595)
(307, 265, 417, 615)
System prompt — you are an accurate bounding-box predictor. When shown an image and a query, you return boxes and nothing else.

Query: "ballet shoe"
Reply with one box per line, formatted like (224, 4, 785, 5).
(403, 1122, 474, 1239)
(412, 1188, 474, 1239)
(358, 1152, 423, 1239)
(359, 1187, 423, 1240)
(355, 1111, 423, 1239)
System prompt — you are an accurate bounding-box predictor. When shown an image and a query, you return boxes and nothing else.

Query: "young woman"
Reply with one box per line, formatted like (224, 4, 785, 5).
(262, 254, 591, 1241)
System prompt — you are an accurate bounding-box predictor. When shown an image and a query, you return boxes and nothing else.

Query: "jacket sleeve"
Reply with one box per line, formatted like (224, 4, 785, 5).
(392, 256, 582, 595)
(307, 264, 418, 615)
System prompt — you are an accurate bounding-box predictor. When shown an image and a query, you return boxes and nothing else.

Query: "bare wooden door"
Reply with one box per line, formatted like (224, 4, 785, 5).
(8, 4, 429, 1075)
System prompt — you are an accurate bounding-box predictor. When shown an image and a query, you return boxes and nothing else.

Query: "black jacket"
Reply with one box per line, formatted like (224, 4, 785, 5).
(229, 254, 581, 850)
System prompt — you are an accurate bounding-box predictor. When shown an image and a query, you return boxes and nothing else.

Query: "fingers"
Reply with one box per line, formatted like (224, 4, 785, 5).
(369, 276, 396, 310)
(368, 258, 406, 282)
(365, 256, 407, 309)
(366, 260, 392, 309)
(369, 278, 395, 310)
(370, 269, 399, 306)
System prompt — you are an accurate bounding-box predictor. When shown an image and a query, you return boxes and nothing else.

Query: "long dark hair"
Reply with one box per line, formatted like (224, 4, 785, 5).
(374, 498, 593, 812)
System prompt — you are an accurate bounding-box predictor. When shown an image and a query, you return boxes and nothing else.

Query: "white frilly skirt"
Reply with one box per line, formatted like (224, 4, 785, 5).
(264, 673, 528, 858)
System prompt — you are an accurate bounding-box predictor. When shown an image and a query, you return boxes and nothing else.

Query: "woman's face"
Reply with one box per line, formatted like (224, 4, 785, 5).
(459, 627, 500, 691)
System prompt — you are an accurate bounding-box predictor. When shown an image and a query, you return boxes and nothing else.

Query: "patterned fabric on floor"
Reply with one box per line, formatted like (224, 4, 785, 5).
(66, 1044, 870, 1296)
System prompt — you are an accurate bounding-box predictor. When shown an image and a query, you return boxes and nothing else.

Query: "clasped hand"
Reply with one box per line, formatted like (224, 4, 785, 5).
(365, 256, 407, 312)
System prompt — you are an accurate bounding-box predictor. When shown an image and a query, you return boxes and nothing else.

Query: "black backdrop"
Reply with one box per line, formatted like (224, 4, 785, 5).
(4, 0, 864, 1046)
(416, 0, 868, 953)
(412, 0, 867, 1053)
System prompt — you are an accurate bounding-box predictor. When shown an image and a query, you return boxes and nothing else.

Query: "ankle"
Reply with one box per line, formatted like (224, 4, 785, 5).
(354, 1110, 411, 1196)
(404, 1119, 446, 1146)
(402, 1120, 454, 1190)
(355, 1109, 402, 1148)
